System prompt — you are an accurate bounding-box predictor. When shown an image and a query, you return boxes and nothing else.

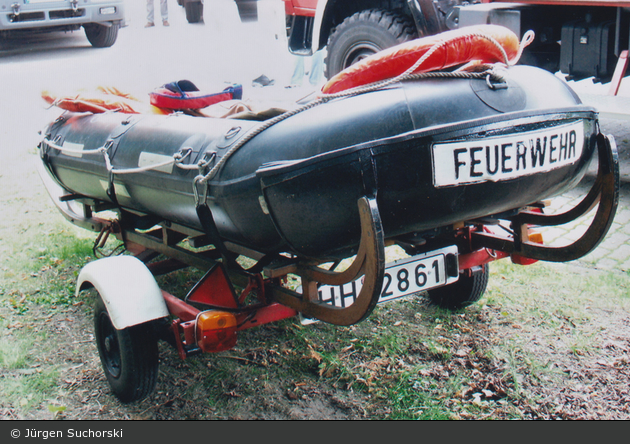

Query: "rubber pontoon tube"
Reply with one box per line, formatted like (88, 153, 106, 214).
(37, 162, 108, 233)
(471, 133, 619, 262)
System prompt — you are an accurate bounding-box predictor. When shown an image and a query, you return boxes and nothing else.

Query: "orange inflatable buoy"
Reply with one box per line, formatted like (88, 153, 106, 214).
(42, 86, 170, 115)
(322, 24, 523, 94)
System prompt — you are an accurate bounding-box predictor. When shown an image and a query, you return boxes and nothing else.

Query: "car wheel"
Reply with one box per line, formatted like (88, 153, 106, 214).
(325, 9, 417, 79)
(426, 263, 490, 310)
(93, 294, 159, 403)
(84, 23, 118, 48)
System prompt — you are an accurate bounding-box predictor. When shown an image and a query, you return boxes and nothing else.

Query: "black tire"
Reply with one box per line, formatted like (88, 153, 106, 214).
(427, 264, 490, 310)
(93, 295, 159, 403)
(185, 1, 204, 24)
(84, 23, 118, 48)
(324, 9, 418, 79)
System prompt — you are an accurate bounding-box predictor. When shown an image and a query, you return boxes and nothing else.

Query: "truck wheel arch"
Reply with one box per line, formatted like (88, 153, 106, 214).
(324, 8, 418, 78)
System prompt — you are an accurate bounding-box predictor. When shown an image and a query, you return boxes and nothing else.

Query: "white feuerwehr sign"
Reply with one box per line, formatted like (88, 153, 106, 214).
(432, 121, 585, 187)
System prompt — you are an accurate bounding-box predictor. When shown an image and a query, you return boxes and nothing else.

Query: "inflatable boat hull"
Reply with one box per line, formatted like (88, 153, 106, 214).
(40, 66, 597, 259)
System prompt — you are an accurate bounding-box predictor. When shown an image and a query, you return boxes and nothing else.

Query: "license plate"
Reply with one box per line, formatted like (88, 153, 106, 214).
(432, 121, 585, 187)
(300, 246, 459, 324)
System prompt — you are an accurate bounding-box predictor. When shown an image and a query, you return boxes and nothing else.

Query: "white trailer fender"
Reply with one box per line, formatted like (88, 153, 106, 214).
(76, 255, 169, 330)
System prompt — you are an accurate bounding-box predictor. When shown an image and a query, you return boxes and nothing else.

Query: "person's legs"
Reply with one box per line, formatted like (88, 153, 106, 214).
(160, 0, 169, 22)
(309, 49, 325, 86)
(146, 0, 155, 26)
(290, 56, 305, 86)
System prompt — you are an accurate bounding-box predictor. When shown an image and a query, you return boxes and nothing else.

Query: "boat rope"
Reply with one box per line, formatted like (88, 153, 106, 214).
(192, 29, 535, 194)
(42, 138, 108, 156)
(42, 28, 535, 203)
(101, 147, 195, 175)
(192, 96, 332, 199)
(42, 138, 213, 175)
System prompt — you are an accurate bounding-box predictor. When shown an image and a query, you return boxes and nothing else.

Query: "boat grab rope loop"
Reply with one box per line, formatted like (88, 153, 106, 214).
(41, 28, 535, 206)
(193, 29, 535, 194)
(42, 139, 215, 176)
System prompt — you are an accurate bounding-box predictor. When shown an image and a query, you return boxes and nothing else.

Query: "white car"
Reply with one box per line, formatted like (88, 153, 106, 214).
(0, 0, 126, 47)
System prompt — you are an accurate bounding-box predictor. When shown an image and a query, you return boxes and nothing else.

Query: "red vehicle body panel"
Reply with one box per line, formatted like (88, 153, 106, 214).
(283, 0, 317, 17)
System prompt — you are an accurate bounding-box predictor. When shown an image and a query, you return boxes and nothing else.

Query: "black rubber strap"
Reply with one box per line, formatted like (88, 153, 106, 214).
(196, 203, 274, 274)
(196, 203, 237, 266)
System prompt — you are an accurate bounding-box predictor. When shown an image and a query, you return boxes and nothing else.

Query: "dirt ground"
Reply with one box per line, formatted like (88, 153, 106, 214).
(3, 282, 629, 420)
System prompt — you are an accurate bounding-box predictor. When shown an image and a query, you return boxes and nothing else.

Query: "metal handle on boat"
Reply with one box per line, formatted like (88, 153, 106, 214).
(269, 196, 386, 326)
(471, 133, 620, 262)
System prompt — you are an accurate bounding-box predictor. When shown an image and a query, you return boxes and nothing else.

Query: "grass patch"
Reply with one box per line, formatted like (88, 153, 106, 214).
(0, 368, 60, 412)
(0, 317, 61, 412)
(1, 228, 101, 312)
(386, 375, 454, 419)
(0, 321, 34, 370)
(481, 260, 630, 408)
(0, 225, 118, 417)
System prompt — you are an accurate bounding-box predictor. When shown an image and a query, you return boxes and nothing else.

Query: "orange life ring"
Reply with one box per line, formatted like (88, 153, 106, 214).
(321, 24, 522, 94)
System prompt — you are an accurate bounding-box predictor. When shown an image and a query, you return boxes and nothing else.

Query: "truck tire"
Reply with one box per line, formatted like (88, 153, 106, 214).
(325, 9, 417, 79)
(426, 264, 490, 310)
(93, 294, 159, 403)
(185, 1, 204, 23)
(84, 23, 118, 48)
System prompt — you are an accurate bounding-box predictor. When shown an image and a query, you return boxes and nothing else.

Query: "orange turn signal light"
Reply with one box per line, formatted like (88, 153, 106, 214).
(528, 232, 543, 245)
(196, 311, 237, 353)
(511, 230, 544, 265)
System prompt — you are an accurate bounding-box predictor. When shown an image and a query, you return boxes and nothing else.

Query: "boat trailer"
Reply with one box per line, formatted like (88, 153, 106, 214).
(38, 130, 618, 402)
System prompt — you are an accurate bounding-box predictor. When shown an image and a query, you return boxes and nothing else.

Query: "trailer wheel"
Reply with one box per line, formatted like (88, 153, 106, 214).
(93, 295, 159, 403)
(185, 1, 204, 23)
(84, 23, 118, 48)
(427, 264, 490, 310)
(324, 9, 417, 79)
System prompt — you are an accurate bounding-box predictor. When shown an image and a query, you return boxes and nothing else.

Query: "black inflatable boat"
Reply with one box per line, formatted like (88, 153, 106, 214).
(38, 64, 618, 328)
(40, 65, 603, 253)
